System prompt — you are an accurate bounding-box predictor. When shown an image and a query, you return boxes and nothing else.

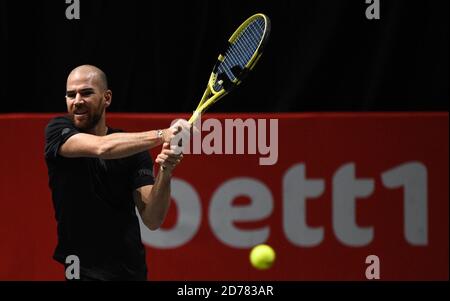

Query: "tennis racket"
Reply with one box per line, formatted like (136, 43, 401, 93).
(188, 13, 271, 124)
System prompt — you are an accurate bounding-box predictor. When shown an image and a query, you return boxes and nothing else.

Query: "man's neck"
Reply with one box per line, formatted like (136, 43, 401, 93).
(88, 123, 108, 136)
(87, 114, 108, 136)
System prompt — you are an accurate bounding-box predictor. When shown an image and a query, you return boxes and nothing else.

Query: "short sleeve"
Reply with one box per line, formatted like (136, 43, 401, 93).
(44, 116, 80, 159)
(130, 151, 155, 190)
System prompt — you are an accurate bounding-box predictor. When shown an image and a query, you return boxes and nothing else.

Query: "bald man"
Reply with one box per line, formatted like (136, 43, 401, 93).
(44, 65, 189, 280)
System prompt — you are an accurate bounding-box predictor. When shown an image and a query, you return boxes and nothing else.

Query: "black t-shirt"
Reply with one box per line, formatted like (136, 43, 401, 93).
(44, 116, 155, 280)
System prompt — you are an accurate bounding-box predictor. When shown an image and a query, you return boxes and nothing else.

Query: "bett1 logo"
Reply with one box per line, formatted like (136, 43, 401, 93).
(139, 161, 427, 249)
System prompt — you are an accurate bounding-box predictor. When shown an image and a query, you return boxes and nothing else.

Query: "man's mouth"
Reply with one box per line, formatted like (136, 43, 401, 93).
(74, 109, 88, 117)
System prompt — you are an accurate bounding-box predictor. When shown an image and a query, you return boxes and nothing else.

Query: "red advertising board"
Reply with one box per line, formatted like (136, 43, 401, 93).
(0, 113, 448, 280)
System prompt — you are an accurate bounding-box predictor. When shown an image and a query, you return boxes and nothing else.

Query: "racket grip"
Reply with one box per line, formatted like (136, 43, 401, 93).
(189, 110, 201, 124)
(176, 123, 195, 147)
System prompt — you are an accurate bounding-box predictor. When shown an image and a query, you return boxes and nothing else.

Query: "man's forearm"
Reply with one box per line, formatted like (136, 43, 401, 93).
(141, 168, 172, 230)
(98, 130, 162, 159)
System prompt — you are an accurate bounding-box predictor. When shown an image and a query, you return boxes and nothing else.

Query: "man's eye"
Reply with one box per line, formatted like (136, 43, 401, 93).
(66, 94, 75, 98)
(81, 92, 93, 97)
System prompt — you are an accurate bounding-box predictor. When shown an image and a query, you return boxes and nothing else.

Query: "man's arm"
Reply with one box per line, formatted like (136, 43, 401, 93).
(134, 142, 183, 230)
(60, 130, 169, 159)
(59, 118, 191, 159)
(134, 169, 171, 231)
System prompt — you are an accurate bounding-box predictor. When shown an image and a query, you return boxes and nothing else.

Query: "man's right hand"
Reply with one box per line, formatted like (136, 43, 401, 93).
(161, 119, 191, 144)
(161, 127, 179, 143)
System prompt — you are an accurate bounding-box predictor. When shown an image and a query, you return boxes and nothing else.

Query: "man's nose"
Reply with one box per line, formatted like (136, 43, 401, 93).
(74, 93, 84, 105)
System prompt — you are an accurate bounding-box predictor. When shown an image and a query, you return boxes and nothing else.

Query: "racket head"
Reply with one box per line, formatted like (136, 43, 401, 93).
(208, 13, 271, 94)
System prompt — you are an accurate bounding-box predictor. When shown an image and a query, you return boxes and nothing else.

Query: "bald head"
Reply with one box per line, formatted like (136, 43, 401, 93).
(65, 65, 112, 132)
(67, 65, 108, 92)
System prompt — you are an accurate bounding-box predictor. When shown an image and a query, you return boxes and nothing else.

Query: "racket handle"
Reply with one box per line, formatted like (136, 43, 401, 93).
(176, 123, 196, 147)
(188, 110, 201, 124)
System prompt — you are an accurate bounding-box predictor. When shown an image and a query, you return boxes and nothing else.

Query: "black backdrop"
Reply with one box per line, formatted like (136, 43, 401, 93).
(0, 0, 448, 113)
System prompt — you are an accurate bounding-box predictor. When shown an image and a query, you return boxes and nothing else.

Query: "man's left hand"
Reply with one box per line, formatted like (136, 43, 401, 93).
(155, 142, 183, 172)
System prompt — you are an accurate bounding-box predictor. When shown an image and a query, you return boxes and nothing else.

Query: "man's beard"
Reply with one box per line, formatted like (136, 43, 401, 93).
(71, 106, 103, 131)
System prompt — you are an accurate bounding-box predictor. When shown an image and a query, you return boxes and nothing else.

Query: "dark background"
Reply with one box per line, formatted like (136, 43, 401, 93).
(0, 0, 448, 113)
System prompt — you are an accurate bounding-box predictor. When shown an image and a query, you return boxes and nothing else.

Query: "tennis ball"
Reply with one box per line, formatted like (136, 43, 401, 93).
(249, 244, 276, 270)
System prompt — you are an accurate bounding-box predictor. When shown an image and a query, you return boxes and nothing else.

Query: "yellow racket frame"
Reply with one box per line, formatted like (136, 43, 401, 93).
(188, 13, 270, 124)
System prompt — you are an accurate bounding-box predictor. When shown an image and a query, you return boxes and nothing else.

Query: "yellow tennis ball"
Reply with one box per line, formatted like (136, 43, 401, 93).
(249, 244, 276, 270)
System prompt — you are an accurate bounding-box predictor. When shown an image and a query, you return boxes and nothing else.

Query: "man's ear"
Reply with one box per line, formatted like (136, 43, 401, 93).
(104, 90, 112, 108)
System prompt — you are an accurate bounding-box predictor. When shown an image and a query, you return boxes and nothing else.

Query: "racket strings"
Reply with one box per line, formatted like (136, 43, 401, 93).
(216, 26, 260, 88)
(214, 18, 266, 91)
(227, 24, 259, 72)
(223, 20, 263, 77)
